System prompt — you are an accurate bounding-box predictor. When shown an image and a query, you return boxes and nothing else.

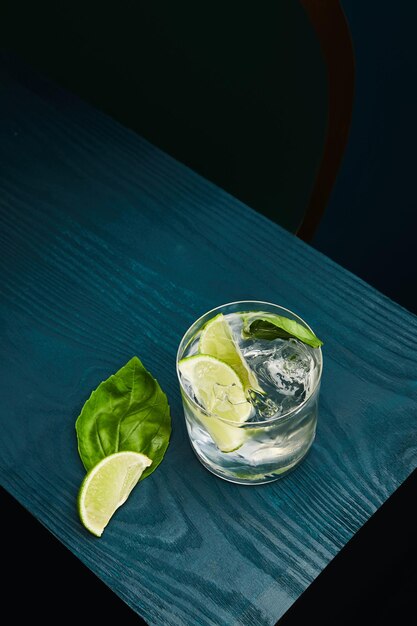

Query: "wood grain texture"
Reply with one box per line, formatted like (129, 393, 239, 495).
(1, 58, 417, 626)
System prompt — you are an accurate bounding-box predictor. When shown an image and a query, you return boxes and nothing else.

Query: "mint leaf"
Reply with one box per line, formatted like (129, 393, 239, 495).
(75, 356, 171, 480)
(244, 314, 323, 348)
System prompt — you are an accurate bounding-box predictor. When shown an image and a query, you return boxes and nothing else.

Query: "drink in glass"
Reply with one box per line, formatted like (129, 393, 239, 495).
(176, 301, 323, 485)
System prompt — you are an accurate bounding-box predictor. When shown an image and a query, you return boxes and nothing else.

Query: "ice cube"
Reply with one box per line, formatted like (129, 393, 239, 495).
(267, 342, 312, 398)
(254, 340, 313, 402)
(280, 339, 314, 379)
(242, 338, 316, 419)
(248, 389, 282, 419)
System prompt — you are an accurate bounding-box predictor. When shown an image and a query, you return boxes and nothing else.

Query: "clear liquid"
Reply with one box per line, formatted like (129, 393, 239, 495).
(180, 311, 321, 484)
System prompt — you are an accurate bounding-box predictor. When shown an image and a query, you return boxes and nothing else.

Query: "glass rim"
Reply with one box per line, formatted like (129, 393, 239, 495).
(176, 300, 323, 426)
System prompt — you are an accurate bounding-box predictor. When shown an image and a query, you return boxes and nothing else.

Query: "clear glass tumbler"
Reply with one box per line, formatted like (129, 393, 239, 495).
(176, 301, 323, 484)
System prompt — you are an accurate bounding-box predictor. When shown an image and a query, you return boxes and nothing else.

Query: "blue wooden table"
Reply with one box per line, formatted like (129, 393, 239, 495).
(1, 58, 416, 626)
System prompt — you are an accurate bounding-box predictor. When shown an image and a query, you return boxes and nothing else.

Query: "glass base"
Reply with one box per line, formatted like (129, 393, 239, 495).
(190, 439, 313, 485)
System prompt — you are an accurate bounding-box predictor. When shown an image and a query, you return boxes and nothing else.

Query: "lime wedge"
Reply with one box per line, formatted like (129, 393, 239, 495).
(179, 354, 252, 421)
(179, 354, 252, 452)
(199, 313, 262, 392)
(78, 451, 152, 537)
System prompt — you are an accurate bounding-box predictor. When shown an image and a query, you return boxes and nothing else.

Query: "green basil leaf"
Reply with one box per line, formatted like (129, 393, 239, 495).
(75, 356, 171, 480)
(244, 314, 323, 348)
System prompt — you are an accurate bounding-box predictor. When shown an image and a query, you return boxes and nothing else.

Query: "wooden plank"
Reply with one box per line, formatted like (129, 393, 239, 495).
(1, 60, 416, 626)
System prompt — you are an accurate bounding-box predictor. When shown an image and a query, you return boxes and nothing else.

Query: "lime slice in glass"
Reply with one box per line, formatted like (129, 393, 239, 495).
(179, 354, 252, 452)
(199, 313, 262, 392)
(78, 451, 152, 537)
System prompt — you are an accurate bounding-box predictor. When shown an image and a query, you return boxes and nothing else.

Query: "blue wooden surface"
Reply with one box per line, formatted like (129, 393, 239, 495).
(1, 59, 417, 626)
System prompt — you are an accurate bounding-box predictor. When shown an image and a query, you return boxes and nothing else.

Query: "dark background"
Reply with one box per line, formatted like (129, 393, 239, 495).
(312, 1, 417, 316)
(1, 0, 329, 236)
(2, 0, 416, 313)
(1, 1, 416, 624)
